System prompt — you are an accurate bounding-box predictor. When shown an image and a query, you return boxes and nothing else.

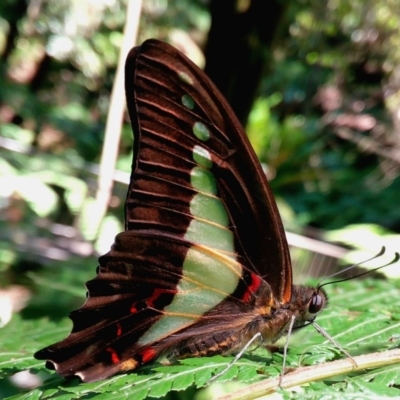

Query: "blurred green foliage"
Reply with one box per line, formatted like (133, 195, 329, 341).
(1, 0, 400, 397)
(246, 0, 400, 230)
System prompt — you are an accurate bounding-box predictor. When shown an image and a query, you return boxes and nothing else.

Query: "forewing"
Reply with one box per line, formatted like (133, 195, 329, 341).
(125, 39, 292, 301)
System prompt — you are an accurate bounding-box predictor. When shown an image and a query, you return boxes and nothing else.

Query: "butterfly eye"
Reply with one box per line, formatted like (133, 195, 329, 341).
(308, 294, 324, 314)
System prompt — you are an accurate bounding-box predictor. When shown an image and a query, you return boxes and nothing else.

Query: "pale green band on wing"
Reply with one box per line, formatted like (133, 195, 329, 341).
(182, 94, 195, 110)
(185, 219, 234, 252)
(192, 122, 210, 141)
(193, 145, 212, 169)
(190, 167, 217, 195)
(177, 71, 194, 85)
(189, 193, 229, 227)
(137, 246, 240, 346)
(136, 128, 240, 348)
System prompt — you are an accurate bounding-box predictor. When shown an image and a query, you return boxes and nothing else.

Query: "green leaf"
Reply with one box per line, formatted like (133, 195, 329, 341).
(1, 279, 400, 399)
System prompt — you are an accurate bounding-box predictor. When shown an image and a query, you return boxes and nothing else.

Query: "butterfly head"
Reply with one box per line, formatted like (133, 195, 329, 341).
(304, 287, 328, 322)
(290, 285, 328, 329)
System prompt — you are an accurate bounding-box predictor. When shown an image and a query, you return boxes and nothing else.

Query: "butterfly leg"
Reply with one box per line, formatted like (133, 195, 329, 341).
(208, 332, 263, 383)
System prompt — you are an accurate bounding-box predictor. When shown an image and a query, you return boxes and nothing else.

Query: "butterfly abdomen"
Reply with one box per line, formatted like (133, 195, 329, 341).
(171, 331, 243, 359)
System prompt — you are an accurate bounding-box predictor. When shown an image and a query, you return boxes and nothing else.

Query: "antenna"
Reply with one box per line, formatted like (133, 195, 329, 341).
(317, 247, 399, 291)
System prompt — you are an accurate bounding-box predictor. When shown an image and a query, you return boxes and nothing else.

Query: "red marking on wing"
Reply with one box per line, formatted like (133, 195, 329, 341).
(106, 347, 120, 364)
(116, 322, 122, 336)
(130, 304, 137, 313)
(141, 347, 157, 363)
(147, 288, 177, 308)
(242, 273, 261, 303)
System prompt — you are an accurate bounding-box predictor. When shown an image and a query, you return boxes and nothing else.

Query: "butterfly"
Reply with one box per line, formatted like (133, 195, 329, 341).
(34, 38, 328, 383)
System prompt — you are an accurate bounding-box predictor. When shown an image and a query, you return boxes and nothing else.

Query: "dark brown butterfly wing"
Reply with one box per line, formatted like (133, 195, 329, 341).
(34, 39, 293, 382)
(125, 39, 292, 301)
